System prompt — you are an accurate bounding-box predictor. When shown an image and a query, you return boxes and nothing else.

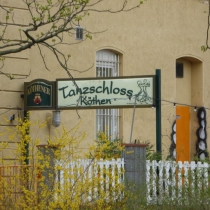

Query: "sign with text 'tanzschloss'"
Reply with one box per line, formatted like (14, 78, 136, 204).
(56, 76, 155, 109)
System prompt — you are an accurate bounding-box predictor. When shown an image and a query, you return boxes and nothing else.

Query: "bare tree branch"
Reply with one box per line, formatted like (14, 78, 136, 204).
(0, 0, 146, 81)
(37, 44, 50, 71)
(206, 0, 210, 47)
(201, 0, 210, 51)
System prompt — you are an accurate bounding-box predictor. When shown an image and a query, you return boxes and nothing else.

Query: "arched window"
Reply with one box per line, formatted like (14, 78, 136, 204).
(96, 49, 120, 140)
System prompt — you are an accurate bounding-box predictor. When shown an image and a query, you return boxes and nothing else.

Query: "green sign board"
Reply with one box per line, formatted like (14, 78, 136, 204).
(24, 79, 55, 110)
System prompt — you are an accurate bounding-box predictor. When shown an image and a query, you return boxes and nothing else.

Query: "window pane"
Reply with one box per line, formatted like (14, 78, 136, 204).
(96, 50, 120, 140)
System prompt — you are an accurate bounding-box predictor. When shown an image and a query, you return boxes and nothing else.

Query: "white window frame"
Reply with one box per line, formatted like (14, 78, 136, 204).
(96, 50, 120, 140)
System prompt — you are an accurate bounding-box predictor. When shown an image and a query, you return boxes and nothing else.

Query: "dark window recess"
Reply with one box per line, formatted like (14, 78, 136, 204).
(76, 27, 83, 40)
(176, 63, 184, 78)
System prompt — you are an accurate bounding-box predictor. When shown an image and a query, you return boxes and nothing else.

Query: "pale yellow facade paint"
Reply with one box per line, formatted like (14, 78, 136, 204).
(1, 0, 210, 162)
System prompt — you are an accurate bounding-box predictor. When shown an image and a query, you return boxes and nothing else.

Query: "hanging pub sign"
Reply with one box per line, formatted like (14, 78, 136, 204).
(56, 76, 155, 109)
(24, 79, 55, 110)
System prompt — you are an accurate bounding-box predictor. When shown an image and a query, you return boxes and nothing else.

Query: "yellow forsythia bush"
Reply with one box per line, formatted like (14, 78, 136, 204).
(88, 131, 124, 160)
(0, 115, 125, 210)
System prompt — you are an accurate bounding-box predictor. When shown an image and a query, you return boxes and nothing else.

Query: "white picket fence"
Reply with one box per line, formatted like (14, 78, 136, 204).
(146, 160, 210, 204)
(55, 158, 125, 202)
(55, 159, 210, 204)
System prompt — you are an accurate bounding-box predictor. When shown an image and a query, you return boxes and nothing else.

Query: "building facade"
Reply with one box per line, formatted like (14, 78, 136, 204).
(0, 0, 210, 163)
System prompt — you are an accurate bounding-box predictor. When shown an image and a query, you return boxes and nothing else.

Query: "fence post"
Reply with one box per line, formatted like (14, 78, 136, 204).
(36, 145, 60, 204)
(122, 143, 147, 191)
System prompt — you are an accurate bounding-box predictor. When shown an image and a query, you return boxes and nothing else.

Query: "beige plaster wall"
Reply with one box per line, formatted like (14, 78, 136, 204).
(1, 0, 210, 161)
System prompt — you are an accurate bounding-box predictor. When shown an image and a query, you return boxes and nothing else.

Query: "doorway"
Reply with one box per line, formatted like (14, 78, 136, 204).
(175, 56, 203, 161)
(176, 106, 190, 162)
